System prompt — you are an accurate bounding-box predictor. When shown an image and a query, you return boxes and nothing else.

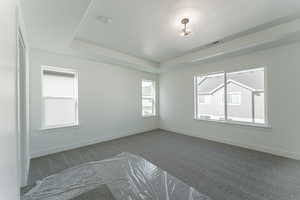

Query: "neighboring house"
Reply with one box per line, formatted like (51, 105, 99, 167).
(197, 71, 265, 123)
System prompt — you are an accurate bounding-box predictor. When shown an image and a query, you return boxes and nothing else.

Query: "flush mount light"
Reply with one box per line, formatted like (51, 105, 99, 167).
(96, 16, 112, 24)
(180, 18, 191, 37)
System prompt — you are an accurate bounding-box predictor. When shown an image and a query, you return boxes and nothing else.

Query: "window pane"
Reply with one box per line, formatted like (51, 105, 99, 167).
(142, 81, 154, 97)
(142, 99, 153, 116)
(44, 98, 76, 126)
(196, 73, 225, 120)
(142, 80, 155, 116)
(226, 68, 265, 123)
(43, 70, 75, 97)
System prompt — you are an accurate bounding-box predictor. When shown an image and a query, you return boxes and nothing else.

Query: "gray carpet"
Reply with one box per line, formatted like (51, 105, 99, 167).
(22, 130, 300, 200)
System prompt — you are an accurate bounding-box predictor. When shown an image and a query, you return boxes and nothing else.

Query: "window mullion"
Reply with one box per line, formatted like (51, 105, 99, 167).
(224, 72, 228, 121)
(251, 92, 255, 123)
(42, 97, 45, 128)
(151, 98, 155, 115)
(194, 76, 198, 119)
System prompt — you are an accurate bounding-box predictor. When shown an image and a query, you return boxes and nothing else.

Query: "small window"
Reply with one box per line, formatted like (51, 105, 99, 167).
(198, 95, 211, 104)
(195, 67, 267, 126)
(219, 92, 241, 105)
(41, 66, 78, 129)
(142, 80, 156, 117)
(227, 92, 241, 105)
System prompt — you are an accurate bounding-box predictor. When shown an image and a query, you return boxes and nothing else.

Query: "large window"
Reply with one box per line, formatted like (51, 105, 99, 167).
(41, 66, 78, 129)
(142, 80, 156, 117)
(195, 68, 267, 125)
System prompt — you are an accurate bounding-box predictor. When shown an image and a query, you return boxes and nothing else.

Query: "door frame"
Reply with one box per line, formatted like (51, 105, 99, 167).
(16, 10, 30, 187)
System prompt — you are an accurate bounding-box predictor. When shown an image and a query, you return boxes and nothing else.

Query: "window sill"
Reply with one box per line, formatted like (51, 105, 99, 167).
(40, 123, 79, 131)
(194, 118, 271, 129)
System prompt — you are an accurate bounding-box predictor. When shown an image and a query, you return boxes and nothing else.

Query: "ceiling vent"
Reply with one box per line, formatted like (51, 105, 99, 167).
(96, 16, 112, 24)
(205, 40, 221, 48)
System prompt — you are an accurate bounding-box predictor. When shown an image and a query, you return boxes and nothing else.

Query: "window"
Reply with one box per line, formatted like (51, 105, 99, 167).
(199, 95, 211, 104)
(142, 80, 156, 117)
(227, 92, 241, 105)
(195, 68, 267, 126)
(219, 92, 241, 105)
(41, 66, 78, 129)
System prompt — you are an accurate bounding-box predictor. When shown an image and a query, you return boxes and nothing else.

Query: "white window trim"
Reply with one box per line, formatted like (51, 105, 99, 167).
(142, 79, 157, 117)
(194, 66, 270, 128)
(41, 66, 79, 130)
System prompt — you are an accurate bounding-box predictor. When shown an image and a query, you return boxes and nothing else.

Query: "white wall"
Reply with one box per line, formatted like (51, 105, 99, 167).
(30, 49, 159, 158)
(0, 0, 19, 199)
(160, 42, 300, 160)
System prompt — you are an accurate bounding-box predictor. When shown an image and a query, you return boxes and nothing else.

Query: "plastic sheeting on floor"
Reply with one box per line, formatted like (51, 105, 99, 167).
(22, 152, 211, 200)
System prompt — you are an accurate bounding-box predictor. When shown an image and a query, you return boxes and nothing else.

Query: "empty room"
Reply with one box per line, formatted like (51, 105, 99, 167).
(1, 0, 300, 199)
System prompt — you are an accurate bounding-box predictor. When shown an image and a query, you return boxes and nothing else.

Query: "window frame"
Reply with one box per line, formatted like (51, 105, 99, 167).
(41, 66, 79, 130)
(194, 67, 270, 128)
(141, 79, 156, 117)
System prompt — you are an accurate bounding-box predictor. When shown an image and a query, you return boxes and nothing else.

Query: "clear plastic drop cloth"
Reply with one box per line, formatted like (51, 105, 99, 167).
(22, 152, 211, 200)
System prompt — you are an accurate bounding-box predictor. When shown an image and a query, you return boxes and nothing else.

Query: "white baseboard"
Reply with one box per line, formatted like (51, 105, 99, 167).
(31, 127, 300, 161)
(20, 165, 29, 187)
(161, 127, 300, 161)
(31, 128, 159, 158)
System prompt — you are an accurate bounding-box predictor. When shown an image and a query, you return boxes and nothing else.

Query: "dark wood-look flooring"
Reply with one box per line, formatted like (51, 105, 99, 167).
(23, 130, 300, 200)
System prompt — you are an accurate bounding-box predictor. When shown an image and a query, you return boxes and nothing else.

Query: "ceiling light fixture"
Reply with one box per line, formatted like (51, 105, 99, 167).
(180, 18, 191, 37)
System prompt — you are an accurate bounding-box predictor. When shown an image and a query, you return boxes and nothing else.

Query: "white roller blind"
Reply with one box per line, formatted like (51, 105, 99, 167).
(44, 98, 76, 126)
(43, 71, 75, 97)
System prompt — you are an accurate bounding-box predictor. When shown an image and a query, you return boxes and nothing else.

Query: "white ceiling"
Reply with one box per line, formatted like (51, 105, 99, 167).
(21, 0, 92, 50)
(22, 0, 300, 63)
